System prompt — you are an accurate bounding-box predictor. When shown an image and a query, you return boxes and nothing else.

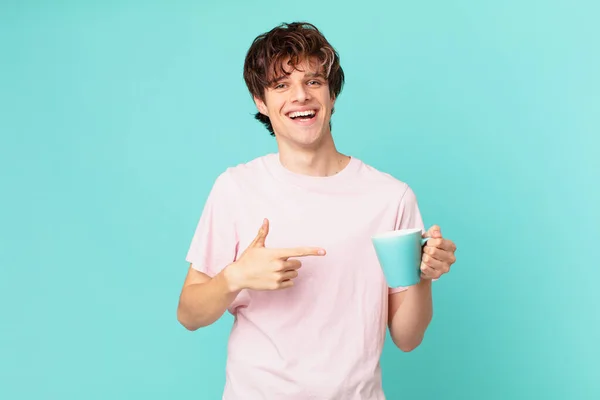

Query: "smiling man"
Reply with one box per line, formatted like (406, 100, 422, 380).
(177, 22, 457, 399)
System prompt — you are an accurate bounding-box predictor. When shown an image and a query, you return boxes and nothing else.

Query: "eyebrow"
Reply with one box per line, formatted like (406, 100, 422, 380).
(305, 72, 325, 79)
(270, 72, 325, 85)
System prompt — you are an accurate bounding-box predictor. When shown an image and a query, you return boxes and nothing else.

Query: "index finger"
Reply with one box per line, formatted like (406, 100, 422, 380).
(427, 238, 455, 252)
(272, 247, 326, 259)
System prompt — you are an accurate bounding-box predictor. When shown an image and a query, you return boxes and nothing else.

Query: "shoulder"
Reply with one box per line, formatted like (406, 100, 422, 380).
(211, 154, 274, 190)
(353, 157, 415, 200)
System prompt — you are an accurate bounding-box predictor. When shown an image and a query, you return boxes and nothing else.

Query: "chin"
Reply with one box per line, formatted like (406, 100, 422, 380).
(293, 129, 325, 146)
(274, 120, 329, 147)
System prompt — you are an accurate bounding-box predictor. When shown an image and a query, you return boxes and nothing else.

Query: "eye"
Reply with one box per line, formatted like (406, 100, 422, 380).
(307, 80, 321, 86)
(274, 83, 287, 89)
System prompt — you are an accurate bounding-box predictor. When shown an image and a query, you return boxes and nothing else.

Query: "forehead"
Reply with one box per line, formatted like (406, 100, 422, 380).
(268, 57, 324, 81)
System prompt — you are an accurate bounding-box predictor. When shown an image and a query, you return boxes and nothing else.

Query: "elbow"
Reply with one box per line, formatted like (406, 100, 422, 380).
(179, 320, 201, 332)
(390, 318, 431, 352)
(389, 306, 433, 352)
(393, 336, 423, 352)
(177, 307, 201, 331)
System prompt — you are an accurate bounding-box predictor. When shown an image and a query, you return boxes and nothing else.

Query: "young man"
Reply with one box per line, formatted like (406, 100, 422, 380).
(177, 22, 457, 399)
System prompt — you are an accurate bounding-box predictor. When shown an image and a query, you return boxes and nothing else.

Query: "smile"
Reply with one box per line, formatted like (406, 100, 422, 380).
(287, 109, 317, 122)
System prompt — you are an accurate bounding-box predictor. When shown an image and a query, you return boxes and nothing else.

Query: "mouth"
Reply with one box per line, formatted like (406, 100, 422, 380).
(286, 109, 318, 124)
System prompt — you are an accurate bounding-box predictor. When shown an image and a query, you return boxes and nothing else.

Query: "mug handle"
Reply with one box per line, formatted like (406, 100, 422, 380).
(420, 237, 430, 246)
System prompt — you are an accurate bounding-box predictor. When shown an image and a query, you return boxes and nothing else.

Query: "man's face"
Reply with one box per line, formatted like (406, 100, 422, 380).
(254, 58, 335, 149)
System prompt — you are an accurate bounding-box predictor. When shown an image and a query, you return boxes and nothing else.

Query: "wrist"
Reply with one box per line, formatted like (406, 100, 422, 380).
(418, 277, 432, 286)
(222, 262, 244, 293)
(408, 277, 432, 291)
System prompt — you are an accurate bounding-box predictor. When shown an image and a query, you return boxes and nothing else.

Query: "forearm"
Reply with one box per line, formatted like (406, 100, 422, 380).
(177, 268, 240, 331)
(389, 279, 433, 351)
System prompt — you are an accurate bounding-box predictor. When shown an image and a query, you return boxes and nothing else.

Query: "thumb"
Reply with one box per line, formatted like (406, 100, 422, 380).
(426, 225, 442, 238)
(250, 218, 269, 248)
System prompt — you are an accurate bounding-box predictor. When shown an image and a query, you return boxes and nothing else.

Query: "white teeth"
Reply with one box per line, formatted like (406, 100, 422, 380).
(289, 110, 316, 118)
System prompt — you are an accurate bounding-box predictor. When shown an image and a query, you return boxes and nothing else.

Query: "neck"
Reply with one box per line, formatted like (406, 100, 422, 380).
(277, 134, 350, 177)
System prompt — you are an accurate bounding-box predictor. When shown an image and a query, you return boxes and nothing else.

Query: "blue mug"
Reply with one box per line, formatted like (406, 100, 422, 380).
(371, 228, 429, 288)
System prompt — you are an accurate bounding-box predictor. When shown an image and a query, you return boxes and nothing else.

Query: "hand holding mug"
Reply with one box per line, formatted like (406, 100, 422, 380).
(420, 225, 457, 280)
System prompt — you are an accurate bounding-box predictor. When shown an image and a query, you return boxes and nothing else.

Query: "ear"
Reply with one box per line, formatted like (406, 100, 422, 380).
(253, 96, 269, 116)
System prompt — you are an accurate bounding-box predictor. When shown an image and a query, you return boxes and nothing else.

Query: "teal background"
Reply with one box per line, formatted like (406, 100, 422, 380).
(1, 0, 599, 399)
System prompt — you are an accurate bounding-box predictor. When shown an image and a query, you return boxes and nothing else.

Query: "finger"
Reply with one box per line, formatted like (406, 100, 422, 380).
(280, 259, 302, 271)
(279, 269, 299, 282)
(421, 271, 439, 280)
(249, 218, 270, 248)
(429, 238, 456, 253)
(422, 254, 450, 273)
(420, 262, 441, 279)
(448, 240, 457, 253)
(273, 247, 326, 259)
(278, 279, 294, 290)
(273, 259, 302, 272)
(438, 239, 456, 252)
(423, 246, 456, 264)
(420, 263, 433, 279)
(425, 238, 455, 252)
(424, 225, 442, 239)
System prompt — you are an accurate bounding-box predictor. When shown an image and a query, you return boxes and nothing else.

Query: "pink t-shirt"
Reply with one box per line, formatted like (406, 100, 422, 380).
(186, 153, 425, 399)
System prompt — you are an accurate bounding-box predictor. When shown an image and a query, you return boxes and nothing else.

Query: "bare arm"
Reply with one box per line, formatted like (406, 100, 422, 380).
(387, 279, 433, 352)
(387, 225, 457, 351)
(177, 264, 240, 331)
(177, 218, 326, 331)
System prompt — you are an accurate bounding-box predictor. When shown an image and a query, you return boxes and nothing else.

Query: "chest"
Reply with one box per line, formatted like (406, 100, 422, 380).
(234, 188, 398, 281)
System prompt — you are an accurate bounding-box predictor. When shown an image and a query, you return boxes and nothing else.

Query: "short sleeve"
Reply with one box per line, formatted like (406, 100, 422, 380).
(389, 184, 426, 294)
(185, 172, 239, 277)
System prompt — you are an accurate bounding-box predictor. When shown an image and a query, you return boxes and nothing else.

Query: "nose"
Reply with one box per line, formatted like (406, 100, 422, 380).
(290, 82, 310, 103)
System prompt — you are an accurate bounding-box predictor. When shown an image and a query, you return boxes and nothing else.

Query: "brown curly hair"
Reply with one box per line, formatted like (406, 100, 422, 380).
(243, 22, 345, 136)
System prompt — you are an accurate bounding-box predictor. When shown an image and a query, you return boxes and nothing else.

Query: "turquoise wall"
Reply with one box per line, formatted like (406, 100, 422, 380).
(1, 1, 598, 399)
